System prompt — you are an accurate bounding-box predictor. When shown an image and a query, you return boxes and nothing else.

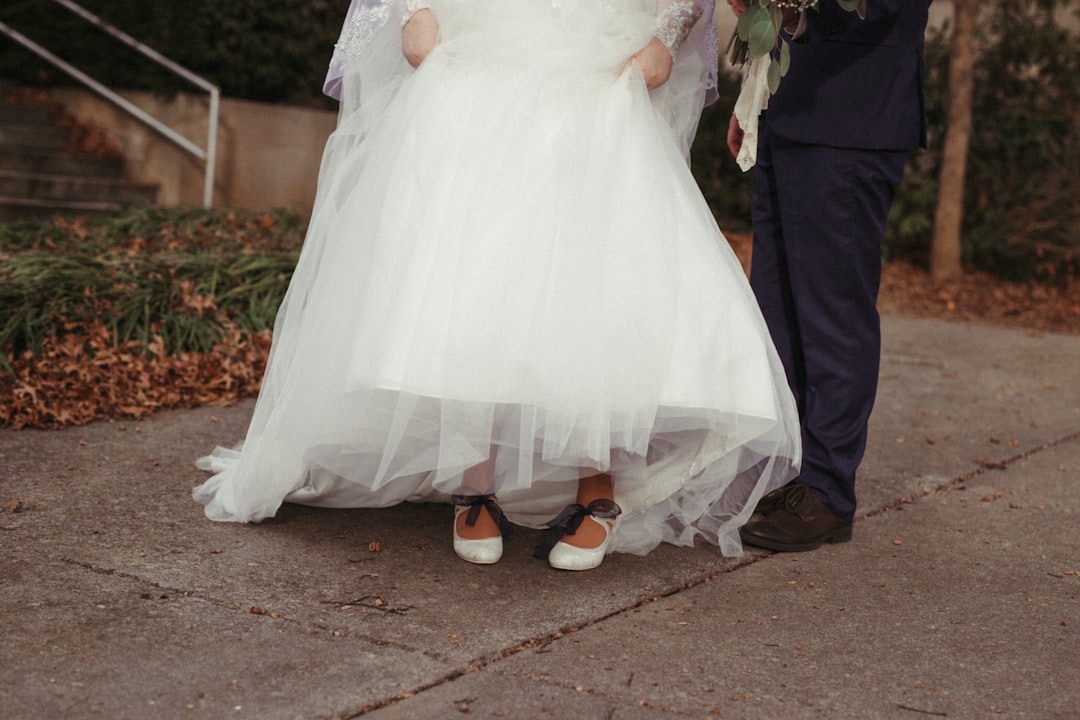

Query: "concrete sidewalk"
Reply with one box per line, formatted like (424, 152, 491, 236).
(2, 314, 1077, 719)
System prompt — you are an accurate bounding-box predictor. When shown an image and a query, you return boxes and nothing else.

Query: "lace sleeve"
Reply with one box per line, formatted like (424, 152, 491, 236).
(334, 2, 392, 61)
(401, 0, 431, 27)
(655, 0, 706, 57)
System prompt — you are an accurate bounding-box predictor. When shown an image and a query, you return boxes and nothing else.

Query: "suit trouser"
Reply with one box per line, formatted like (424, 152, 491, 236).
(749, 116, 909, 521)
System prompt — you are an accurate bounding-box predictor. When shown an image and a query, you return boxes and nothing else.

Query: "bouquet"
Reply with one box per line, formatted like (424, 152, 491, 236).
(725, 0, 866, 93)
(728, 0, 864, 171)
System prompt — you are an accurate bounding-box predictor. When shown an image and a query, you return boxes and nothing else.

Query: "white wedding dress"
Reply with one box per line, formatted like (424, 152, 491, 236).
(194, 0, 800, 557)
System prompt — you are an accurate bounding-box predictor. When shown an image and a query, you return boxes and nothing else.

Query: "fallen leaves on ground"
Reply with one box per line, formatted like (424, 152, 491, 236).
(0, 319, 269, 429)
(879, 261, 1079, 335)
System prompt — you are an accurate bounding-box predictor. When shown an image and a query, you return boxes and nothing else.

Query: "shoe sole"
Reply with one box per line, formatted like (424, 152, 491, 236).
(740, 524, 853, 553)
(549, 559, 603, 571)
(456, 555, 501, 565)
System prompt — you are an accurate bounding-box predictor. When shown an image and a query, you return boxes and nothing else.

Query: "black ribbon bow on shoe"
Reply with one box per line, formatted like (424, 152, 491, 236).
(533, 499, 622, 560)
(451, 491, 513, 540)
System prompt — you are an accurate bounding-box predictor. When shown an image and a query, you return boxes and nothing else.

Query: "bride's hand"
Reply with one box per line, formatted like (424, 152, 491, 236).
(626, 37, 674, 90)
(402, 9, 439, 68)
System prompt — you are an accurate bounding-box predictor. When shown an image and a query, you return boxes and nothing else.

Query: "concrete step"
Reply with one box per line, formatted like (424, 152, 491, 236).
(0, 171, 158, 205)
(0, 88, 152, 222)
(0, 123, 68, 151)
(0, 196, 127, 222)
(0, 148, 125, 178)
(0, 101, 55, 126)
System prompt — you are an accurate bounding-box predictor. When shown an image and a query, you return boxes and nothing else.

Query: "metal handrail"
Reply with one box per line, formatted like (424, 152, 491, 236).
(0, 0, 219, 207)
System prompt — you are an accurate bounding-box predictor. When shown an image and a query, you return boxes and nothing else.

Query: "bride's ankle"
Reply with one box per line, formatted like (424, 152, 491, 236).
(454, 498, 502, 540)
(558, 514, 609, 549)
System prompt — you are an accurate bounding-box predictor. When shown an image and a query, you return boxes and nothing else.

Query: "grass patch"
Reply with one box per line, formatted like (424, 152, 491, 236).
(1, 206, 302, 358)
(1, 207, 303, 428)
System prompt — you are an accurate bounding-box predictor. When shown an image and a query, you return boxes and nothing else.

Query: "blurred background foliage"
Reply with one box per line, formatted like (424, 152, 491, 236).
(1, 0, 1077, 280)
(886, 1, 1079, 281)
(0, 0, 345, 105)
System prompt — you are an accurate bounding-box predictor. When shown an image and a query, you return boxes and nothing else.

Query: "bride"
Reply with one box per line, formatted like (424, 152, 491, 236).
(194, 0, 800, 571)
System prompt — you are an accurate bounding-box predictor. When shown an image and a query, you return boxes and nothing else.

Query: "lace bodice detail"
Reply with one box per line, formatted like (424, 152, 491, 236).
(330, 0, 718, 102)
(396, 1, 704, 54)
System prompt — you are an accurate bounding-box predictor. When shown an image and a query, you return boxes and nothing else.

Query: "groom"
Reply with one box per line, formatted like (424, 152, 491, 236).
(727, 0, 931, 551)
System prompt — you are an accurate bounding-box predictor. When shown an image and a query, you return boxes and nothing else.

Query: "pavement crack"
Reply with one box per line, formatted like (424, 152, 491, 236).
(342, 429, 1080, 717)
(55, 556, 435, 658)
(865, 428, 1080, 519)
(344, 560, 759, 716)
(57, 556, 181, 588)
(320, 595, 413, 615)
(55, 556, 278, 613)
(896, 703, 949, 716)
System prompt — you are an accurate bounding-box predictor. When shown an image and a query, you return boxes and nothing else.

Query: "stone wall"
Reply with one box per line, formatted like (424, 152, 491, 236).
(50, 87, 337, 215)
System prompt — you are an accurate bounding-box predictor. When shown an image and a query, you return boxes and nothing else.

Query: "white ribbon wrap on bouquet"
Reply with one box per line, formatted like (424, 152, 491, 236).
(732, 54, 771, 171)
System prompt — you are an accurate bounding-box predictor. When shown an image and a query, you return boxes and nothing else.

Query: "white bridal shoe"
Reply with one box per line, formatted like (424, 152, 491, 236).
(453, 505, 503, 564)
(536, 499, 621, 571)
(452, 497, 507, 565)
(547, 514, 618, 571)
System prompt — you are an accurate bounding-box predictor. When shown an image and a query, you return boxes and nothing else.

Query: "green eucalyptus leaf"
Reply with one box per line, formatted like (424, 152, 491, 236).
(736, 4, 770, 42)
(748, 16, 779, 58)
(724, 27, 740, 55)
(728, 36, 749, 66)
(767, 59, 782, 94)
(735, 8, 754, 41)
(779, 40, 791, 76)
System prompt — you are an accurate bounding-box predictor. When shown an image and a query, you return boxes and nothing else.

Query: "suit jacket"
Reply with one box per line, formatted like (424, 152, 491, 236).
(766, 0, 931, 151)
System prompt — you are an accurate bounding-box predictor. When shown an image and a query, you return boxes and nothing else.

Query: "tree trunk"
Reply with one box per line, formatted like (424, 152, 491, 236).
(930, 0, 978, 282)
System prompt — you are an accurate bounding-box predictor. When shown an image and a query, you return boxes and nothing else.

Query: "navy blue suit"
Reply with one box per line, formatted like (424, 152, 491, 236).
(749, 1, 930, 520)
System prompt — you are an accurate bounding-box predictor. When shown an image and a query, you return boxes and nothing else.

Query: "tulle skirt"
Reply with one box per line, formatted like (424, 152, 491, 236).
(194, 0, 800, 556)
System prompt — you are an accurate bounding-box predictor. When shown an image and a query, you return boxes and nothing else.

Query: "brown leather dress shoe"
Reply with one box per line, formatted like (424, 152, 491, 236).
(749, 483, 801, 518)
(740, 484, 852, 552)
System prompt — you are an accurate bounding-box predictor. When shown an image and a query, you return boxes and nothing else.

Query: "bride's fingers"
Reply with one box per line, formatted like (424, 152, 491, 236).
(631, 38, 673, 90)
